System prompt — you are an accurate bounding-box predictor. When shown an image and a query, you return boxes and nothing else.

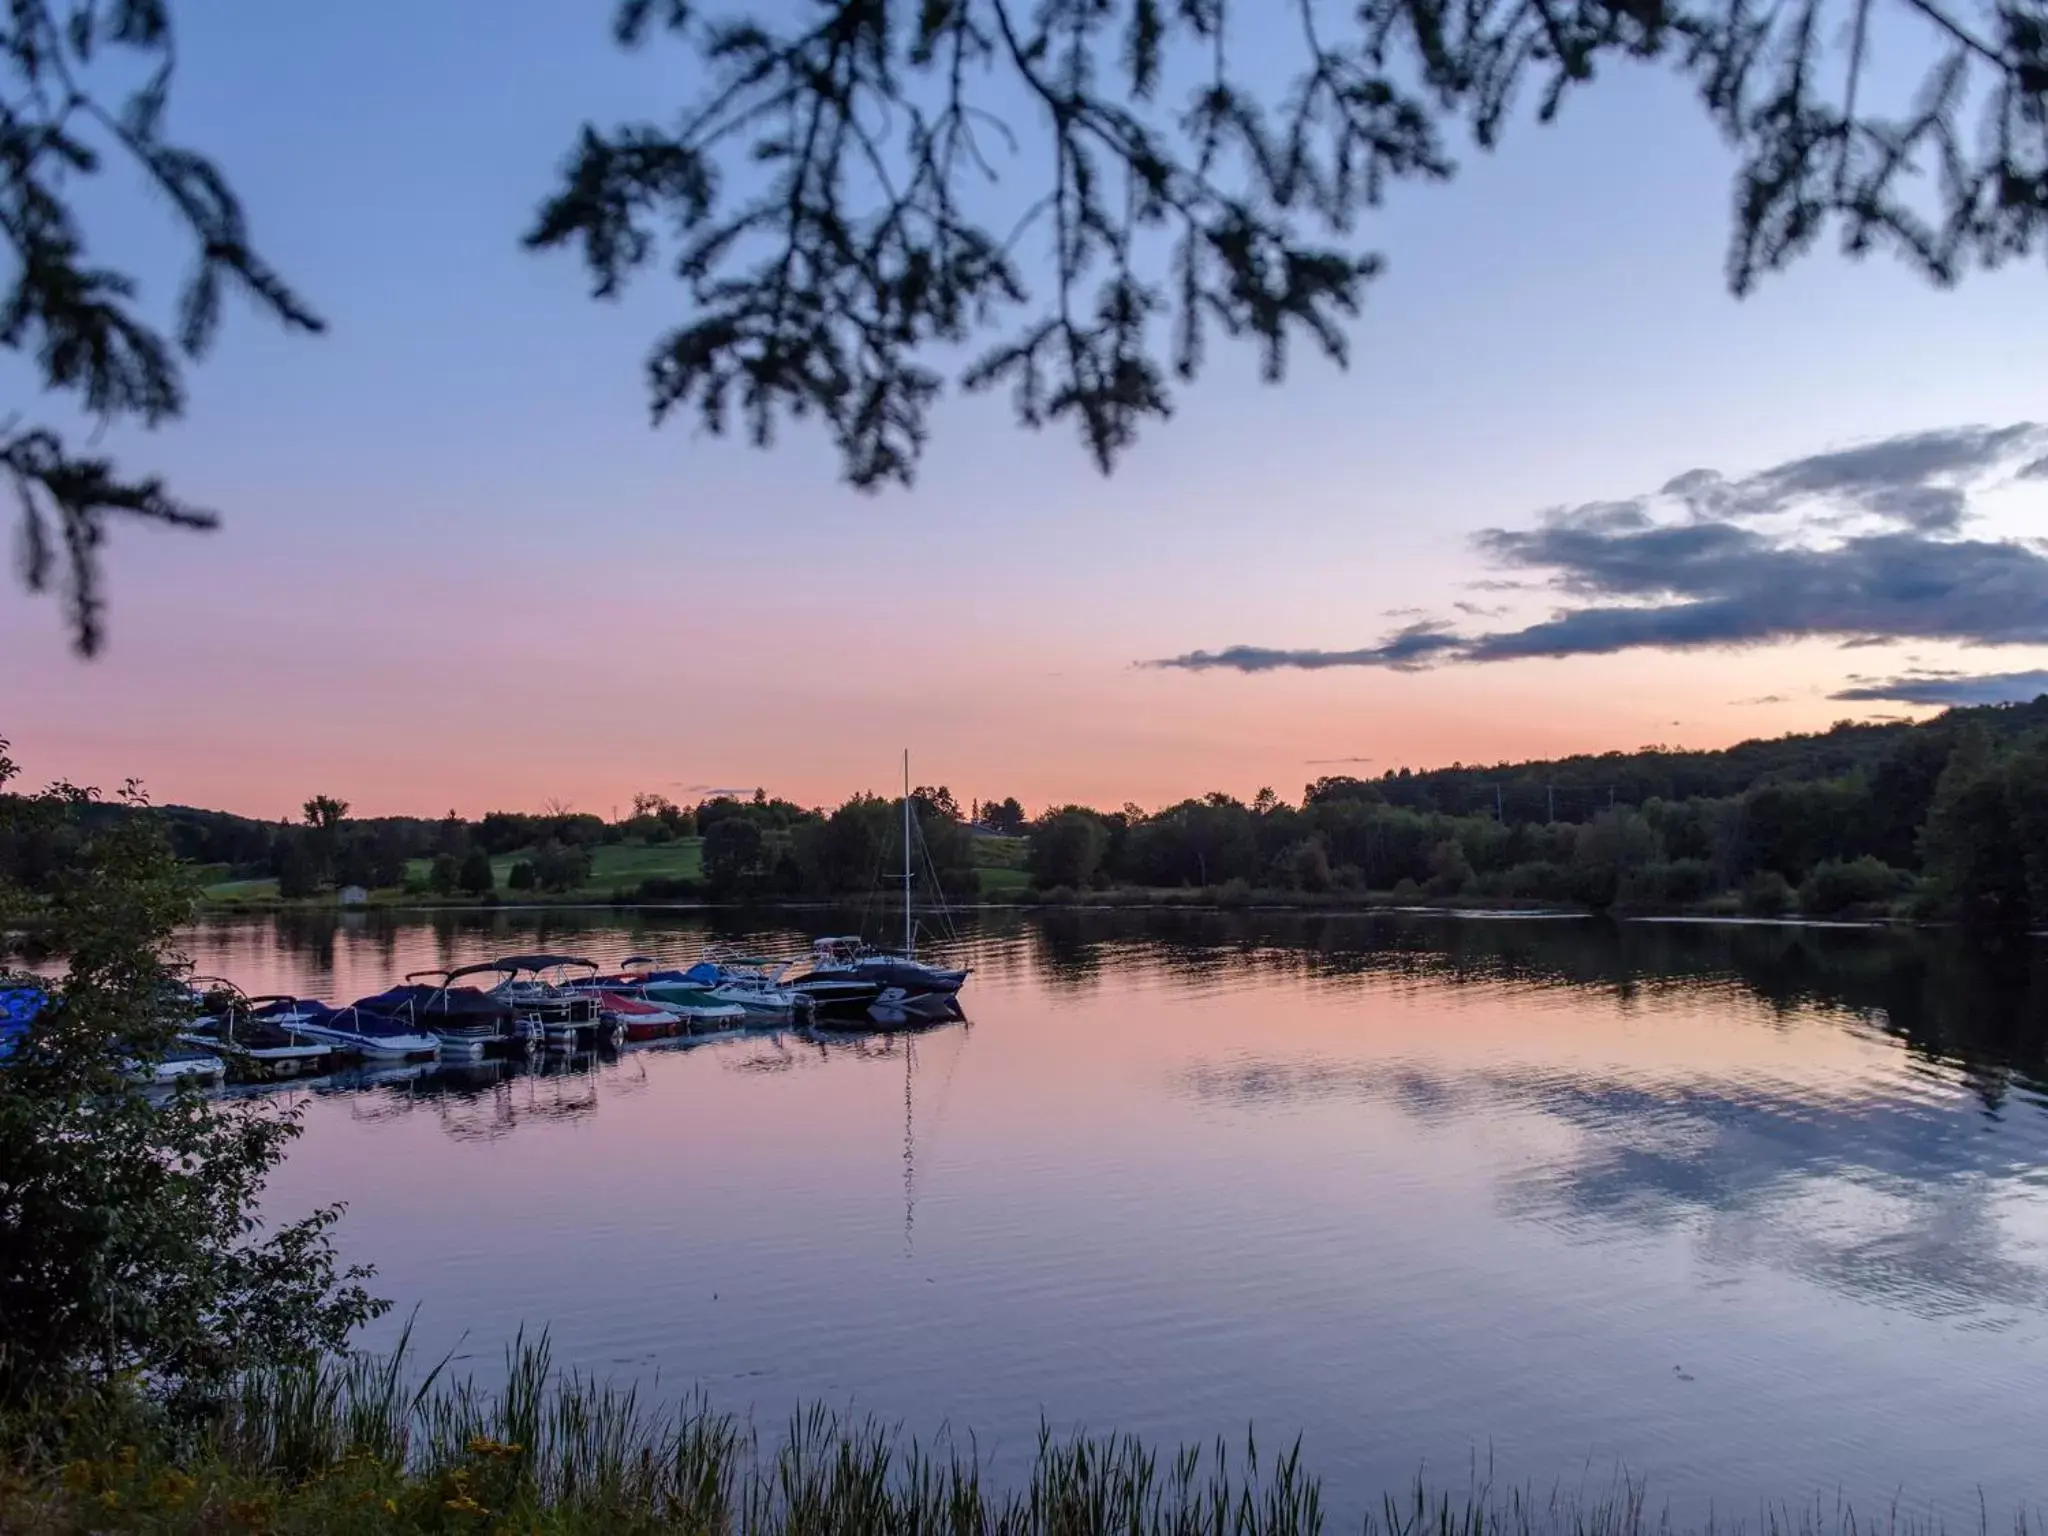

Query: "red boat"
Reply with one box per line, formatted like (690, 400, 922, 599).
(594, 991, 687, 1041)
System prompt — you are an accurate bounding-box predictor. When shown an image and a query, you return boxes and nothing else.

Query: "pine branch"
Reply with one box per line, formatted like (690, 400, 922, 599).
(2, 0, 319, 655)
(529, 0, 2048, 487)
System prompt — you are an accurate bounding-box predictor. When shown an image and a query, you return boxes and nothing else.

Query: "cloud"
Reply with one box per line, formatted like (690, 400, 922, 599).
(1731, 694, 1790, 705)
(1659, 422, 2040, 533)
(1828, 670, 2048, 706)
(1461, 529, 2048, 660)
(1146, 622, 1464, 673)
(1305, 755, 1375, 765)
(1144, 423, 2048, 674)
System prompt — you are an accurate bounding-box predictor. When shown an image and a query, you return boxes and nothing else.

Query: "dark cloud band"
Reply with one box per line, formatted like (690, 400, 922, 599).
(1829, 671, 2048, 706)
(1145, 423, 2048, 675)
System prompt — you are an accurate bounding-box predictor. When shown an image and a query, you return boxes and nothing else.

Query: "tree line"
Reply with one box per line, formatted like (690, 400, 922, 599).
(7, 700, 2048, 922)
(1022, 700, 2048, 926)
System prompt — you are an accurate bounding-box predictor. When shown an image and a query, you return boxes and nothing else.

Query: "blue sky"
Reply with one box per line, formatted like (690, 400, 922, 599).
(3, 1, 2045, 816)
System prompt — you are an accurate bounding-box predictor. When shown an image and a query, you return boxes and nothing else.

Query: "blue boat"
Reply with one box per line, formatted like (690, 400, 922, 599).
(253, 997, 439, 1060)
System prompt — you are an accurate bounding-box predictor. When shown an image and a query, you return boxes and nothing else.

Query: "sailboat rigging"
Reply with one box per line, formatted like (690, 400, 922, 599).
(790, 750, 972, 1029)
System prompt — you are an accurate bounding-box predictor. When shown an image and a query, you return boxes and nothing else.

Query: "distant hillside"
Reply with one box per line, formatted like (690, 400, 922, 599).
(11, 698, 2048, 923)
(1314, 698, 2048, 824)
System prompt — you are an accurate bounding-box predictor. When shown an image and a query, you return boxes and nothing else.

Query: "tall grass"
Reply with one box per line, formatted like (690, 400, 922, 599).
(9, 1335, 2041, 1535)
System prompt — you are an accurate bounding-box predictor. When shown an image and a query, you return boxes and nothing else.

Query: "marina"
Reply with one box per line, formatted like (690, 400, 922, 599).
(148, 936, 970, 1085)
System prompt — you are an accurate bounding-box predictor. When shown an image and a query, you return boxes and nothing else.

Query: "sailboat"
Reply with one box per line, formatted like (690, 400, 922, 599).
(795, 752, 970, 1028)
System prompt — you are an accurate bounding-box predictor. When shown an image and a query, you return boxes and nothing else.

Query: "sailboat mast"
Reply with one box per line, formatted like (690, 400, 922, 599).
(903, 749, 913, 956)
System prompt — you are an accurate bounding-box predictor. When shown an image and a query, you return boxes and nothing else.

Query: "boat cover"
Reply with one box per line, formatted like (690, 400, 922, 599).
(0, 984, 45, 1060)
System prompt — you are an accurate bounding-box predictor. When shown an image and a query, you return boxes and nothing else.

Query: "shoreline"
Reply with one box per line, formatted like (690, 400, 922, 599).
(181, 889, 1988, 935)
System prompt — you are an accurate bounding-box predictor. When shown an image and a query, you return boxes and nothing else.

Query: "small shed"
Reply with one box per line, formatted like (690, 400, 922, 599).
(337, 884, 370, 908)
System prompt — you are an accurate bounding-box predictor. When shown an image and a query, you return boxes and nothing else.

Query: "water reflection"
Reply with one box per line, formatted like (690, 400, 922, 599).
(1153, 914, 2048, 1327)
(178, 907, 2048, 1519)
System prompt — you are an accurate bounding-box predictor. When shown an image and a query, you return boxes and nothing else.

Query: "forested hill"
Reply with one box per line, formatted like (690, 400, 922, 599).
(1332, 698, 2048, 825)
(8, 696, 2048, 924)
(1025, 695, 2048, 926)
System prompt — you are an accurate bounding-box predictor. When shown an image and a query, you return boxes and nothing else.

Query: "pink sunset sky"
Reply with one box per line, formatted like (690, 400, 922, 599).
(4, 4, 2047, 819)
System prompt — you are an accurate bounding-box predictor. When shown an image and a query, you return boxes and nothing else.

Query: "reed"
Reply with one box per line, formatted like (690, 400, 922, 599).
(4, 1337, 2038, 1536)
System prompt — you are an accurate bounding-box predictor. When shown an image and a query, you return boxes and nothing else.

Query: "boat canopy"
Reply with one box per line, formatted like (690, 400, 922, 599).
(491, 953, 597, 973)
(440, 961, 522, 984)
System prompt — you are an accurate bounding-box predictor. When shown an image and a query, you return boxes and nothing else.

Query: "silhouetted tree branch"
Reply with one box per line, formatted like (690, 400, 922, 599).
(530, 0, 2048, 485)
(3, 0, 321, 655)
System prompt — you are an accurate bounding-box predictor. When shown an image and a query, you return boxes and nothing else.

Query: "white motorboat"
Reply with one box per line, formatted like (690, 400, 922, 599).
(136, 1047, 227, 1086)
(176, 981, 338, 1081)
(254, 997, 439, 1060)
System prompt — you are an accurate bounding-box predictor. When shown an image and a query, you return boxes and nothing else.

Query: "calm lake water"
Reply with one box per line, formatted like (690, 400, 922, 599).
(180, 908, 2048, 1523)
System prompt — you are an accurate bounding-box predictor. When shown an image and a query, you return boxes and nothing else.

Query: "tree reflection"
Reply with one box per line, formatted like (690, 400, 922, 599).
(1166, 912, 2048, 1324)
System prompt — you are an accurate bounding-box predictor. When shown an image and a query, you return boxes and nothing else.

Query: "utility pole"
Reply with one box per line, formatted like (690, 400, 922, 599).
(1546, 783, 1556, 824)
(1494, 783, 1504, 823)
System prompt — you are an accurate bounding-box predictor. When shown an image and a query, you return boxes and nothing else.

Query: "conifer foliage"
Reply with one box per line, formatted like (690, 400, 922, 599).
(529, 0, 2048, 484)
(2, 0, 321, 655)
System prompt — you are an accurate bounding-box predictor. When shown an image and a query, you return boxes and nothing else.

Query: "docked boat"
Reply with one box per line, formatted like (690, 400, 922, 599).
(146, 1048, 228, 1085)
(0, 983, 42, 1062)
(811, 985, 966, 1034)
(666, 956, 814, 1021)
(355, 965, 534, 1058)
(786, 963, 886, 1016)
(585, 959, 752, 1031)
(592, 990, 688, 1041)
(177, 985, 336, 1082)
(800, 937, 969, 997)
(254, 997, 440, 1060)
(4, 980, 230, 1084)
(793, 752, 971, 1023)
(488, 954, 609, 1049)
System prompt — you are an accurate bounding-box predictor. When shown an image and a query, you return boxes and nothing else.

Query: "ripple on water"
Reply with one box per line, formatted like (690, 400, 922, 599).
(197, 908, 2048, 1524)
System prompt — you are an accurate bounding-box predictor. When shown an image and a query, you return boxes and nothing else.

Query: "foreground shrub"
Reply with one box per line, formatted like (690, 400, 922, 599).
(0, 740, 384, 1433)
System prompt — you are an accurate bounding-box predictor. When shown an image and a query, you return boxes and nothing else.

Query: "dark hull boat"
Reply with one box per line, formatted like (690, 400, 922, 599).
(788, 972, 887, 1016)
(811, 986, 965, 1034)
(795, 938, 967, 1013)
(792, 753, 972, 1034)
(254, 998, 440, 1060)
(356, 965, 534, 1058)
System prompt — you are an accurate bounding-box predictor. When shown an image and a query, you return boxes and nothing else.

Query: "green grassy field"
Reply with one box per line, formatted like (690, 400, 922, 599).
(201, 839, 708, 907)
(198, 835, 1032, 907)
(199, 875, 283, 905)
(402, 839, 706, 900)
(971, 834, 1029, 897)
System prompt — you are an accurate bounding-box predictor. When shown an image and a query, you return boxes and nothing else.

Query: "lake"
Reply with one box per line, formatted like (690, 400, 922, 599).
(180, 907, 2048, 1525)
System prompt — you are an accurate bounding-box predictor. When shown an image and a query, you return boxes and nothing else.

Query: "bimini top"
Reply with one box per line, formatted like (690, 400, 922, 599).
(490, 953, 597, 974)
